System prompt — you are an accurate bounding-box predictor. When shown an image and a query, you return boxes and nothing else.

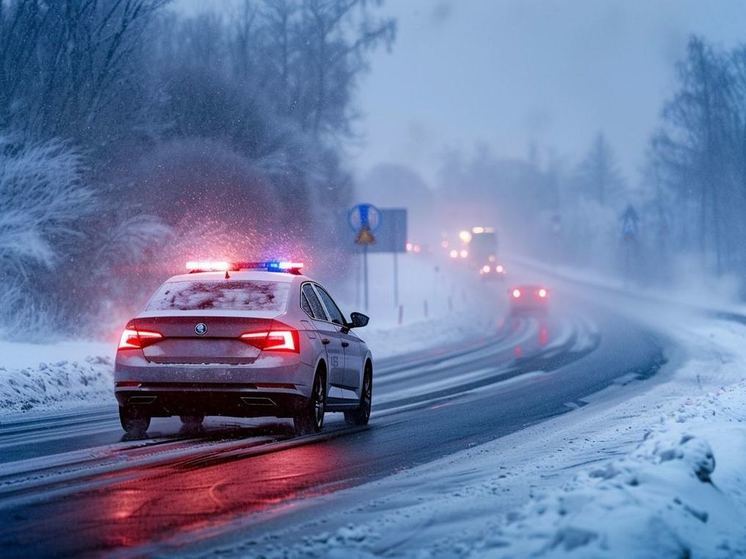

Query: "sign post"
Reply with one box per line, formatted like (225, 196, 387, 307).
(347, 205, 407, 312)
(349, 204, 381, 312)
(391, 212, 401, 308)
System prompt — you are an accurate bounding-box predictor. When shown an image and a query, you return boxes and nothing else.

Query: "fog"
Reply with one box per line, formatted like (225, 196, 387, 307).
(2, 0, 746, 341)
(354, 0, 746, 183)
(353, 0, 746, 301)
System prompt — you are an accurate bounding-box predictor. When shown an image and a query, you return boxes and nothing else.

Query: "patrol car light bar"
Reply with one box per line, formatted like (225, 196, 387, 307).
(185, 261, 231, 272)
(185, 260, 304, 274)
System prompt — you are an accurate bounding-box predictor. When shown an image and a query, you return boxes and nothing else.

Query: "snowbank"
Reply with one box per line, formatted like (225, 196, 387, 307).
(471, 382, 746, 558)
(0, 340, 114, 416)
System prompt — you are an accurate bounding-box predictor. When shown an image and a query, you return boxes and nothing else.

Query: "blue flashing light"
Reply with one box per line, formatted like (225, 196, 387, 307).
(251, 261, 304, 273)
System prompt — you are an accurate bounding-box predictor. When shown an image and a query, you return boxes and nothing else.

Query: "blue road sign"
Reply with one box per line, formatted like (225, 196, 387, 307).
(366, 208, 407, 253)
(349, 203, 382, 233)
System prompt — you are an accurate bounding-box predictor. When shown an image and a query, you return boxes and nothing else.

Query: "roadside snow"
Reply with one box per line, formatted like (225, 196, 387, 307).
(471, 381, 746, 558)
(0, 340, 114, 416)
(362, 309, 497, 360)
(346, 252, 500, 358)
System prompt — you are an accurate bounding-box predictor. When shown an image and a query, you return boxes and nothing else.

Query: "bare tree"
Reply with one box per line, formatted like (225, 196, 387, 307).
(652, 37, 734, 274)
(0, 0, 168, 143)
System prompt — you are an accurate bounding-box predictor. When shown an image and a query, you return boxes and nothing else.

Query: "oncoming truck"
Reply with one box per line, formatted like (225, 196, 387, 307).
(469, 227, 505, 280)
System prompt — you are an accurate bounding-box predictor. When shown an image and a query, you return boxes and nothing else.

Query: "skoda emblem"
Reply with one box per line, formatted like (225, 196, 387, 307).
(195, 322, 208, 336)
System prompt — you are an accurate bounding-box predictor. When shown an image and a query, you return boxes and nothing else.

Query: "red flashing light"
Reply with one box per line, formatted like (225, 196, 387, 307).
(512, 288, 522, 299)
(538, 288, 548, 298)
(186, 261, 230, 272)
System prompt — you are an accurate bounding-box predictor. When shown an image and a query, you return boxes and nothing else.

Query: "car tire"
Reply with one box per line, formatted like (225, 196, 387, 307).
(345, 365, 372, 426)
(294, 370, 326, 435)
(119, 405, 151, 435)
(180, 415, 204, 427)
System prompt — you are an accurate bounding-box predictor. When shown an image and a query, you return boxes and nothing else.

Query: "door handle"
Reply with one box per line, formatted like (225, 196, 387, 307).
(321, 338, 331, 345)
(341, 341, 350, 348)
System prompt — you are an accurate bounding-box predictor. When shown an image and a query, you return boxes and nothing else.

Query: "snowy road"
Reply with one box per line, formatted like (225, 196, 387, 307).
(0, 295, 666, 558)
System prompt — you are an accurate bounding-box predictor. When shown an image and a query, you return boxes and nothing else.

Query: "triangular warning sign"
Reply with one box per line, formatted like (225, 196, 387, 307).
(356, 226, 376, 245)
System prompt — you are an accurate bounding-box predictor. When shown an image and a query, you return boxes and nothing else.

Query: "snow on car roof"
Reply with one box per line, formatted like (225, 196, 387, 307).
(141, 272, 299, 317)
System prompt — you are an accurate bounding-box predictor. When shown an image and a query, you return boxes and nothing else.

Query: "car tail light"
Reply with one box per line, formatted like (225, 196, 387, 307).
(512, 288, 521, 298)
(118, 326, 163, 350)
(538, 288, 548, 298)
(240, 321, 300, 353)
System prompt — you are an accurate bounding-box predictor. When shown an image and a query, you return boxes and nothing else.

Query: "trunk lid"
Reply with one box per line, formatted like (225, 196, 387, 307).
(134, 316, 271, 364)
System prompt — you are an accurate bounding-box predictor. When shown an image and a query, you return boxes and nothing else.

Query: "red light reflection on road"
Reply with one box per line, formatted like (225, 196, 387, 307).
(94, 442, 341, 550)
(538, 324, 549, 346)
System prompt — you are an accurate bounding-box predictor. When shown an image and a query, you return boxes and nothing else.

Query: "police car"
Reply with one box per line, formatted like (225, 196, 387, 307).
(114, 261, 373, 436)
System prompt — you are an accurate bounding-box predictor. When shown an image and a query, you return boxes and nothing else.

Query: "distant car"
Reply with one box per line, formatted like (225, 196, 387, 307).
(508, 285, 549, 314)
(114, 260, 373, 436)
(480, 263, 507, 281)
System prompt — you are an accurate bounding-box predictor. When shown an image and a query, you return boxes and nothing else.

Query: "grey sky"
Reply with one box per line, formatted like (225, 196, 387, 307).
(352, 0, 746, 186)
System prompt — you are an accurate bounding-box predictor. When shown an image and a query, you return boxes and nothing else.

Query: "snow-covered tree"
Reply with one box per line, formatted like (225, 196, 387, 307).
(575, 133, 627, 208)
(0, 136, 95, 275)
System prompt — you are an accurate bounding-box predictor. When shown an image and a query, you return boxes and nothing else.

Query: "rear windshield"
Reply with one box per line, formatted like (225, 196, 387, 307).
(146, 280, 290, 312)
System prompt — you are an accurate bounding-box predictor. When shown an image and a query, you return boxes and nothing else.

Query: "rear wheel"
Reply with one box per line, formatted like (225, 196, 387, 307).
(345, 365, 372, 426)
(294, 371, 326, 435)
(180, 415, 204, 427)
(118, 406, 151, 435)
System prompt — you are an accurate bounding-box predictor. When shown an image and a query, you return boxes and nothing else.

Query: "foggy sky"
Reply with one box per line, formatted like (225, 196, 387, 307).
(352, 0, 746, 187)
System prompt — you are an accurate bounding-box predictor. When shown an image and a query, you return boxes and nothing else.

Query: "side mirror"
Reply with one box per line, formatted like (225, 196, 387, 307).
(348, 312, 370, 329)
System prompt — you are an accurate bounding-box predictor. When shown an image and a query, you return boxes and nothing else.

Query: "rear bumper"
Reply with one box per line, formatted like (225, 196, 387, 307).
(115, 383, 308, 418)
